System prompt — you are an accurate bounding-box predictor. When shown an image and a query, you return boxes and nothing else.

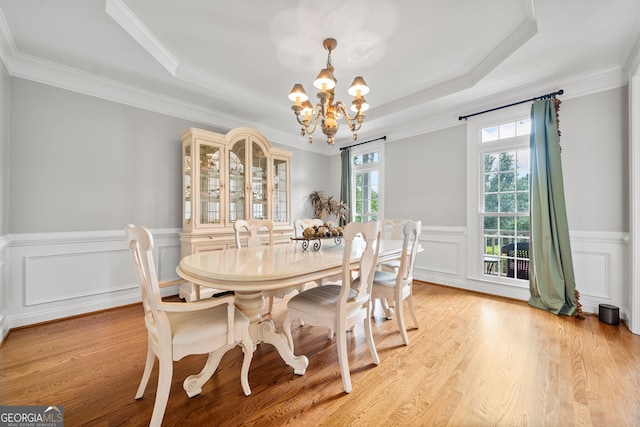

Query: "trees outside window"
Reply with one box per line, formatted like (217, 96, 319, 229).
(351, 143, 384, 223)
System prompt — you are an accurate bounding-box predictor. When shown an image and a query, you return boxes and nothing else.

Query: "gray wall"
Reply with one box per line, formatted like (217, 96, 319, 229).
(1, 61, 8, 235)
(561, 87, 629, 232)
(8, 78, 328, 233)
(385, 125, 467, 226)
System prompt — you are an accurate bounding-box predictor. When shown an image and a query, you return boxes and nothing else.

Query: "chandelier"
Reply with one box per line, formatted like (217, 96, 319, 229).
(288, 38, 369, 145)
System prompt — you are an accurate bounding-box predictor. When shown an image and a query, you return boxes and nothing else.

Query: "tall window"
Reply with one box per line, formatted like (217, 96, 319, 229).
(351, 143, 384, 222)
(469, 113, 531, 281)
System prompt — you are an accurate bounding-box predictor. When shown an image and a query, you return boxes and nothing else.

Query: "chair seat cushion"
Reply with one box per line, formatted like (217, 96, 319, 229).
(287, 284, 357, 317)
(373, 270, 397, 288)
(167, 305, 249, 351)
(381, 260, 400, 270)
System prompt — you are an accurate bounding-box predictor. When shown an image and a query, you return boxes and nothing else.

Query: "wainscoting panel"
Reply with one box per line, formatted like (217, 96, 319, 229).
(25, 249, 134, 306)
(0, 236, 9, 341)
(7, 228, 182, 329)
(572, 251, 611, 299)
(413, 227, 630, 321)
(569, 231, 629, 318)
(413, 226, 466, 287)
(2, 227, 632, 331)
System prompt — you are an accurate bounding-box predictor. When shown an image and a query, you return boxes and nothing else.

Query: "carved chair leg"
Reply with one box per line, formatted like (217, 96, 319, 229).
(135, 343, 155, 399)
(150, 358, 172, 427)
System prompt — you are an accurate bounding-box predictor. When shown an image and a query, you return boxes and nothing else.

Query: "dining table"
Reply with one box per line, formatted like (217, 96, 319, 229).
(176, 238, 407, 376)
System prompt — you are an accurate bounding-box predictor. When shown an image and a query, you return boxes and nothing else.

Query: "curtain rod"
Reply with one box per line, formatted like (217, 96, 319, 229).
(339, 135, 387, 151)
(458, 89, 564, 121)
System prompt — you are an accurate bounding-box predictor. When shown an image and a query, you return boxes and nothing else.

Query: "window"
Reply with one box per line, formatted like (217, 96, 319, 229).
(351, 143, 384, 222)
(467, 111, 531, 282)
(482, 148, 530, 279)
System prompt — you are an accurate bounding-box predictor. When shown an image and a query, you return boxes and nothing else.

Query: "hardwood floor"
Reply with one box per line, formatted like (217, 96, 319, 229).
(1, 282, 639, 426)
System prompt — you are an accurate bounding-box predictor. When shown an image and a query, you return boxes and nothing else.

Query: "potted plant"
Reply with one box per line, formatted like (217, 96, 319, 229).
(307, 191, 349, 223)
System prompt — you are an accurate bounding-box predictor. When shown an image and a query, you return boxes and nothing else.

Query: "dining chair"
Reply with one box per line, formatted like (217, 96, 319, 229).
(126, 224, 253, 427)
(234, 218, 274, 248)
(379, 218, 411, 273)
(282, 221, 381, 394)
(234, 219, 296, 313)
(371, 220, 422, 345)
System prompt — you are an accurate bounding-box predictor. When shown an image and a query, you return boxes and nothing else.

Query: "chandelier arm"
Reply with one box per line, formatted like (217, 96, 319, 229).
(296, 106, 323, 135)
(335, 102, 364, 131)
(306, 108, 323, 135)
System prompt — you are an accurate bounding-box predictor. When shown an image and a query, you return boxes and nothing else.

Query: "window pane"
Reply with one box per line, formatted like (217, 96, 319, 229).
(363, 152, 379, 164)
(516, 149, 530, 170)
(499, 172, 515, 191)
(517, 217, 530, 234)
(482, 126, 499, 142)
(516, 192, 529, 212)
(484, 153, 499, 173)
(484, 194, 498, 212)
(500, 216, 516, 233)
(516, 119, 531, 136)
(485, 173, 498, 192)
(353, 151, 379, 166)
(516, 171, 529, 191)
(499, 152, 516, 172)
(499, 122, 516, 139)
(499, 193, 515, 212)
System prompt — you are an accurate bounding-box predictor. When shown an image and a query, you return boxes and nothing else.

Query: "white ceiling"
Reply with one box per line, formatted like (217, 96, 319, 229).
(1, 0, 639, 155)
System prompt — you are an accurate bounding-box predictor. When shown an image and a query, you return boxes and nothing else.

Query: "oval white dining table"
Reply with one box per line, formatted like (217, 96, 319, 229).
(176, 239, 406, 375)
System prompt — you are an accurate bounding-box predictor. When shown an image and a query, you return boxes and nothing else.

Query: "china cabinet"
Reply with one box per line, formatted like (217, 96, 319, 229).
(179, 127, 293, 301)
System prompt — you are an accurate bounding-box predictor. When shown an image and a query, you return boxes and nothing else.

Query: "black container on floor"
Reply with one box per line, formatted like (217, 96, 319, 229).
(598, 304, 620, 325)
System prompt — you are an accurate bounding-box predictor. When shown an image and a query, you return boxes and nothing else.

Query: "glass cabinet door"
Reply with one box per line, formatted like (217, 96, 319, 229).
(251, 141, 268, 220)
(183, 142, 192, 228)
(272, 157, 289, 223)
(198, 142, 222, 226)
(228, 139, 246, 222)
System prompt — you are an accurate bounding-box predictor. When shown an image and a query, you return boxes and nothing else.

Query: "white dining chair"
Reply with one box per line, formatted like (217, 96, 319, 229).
(379, 218, 411, 273)
(234, 219, 297, 314)
(234, 218, 274, 248)
(282, 221, 381, 394)
(126, 224, 253, 427)
(371, 220, 422, 345)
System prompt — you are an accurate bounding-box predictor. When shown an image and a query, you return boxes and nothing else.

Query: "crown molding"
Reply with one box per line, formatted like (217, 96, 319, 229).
(0, 6, 16, 73)
(105, 0, 179, 75)
(370, 3, 537, 122)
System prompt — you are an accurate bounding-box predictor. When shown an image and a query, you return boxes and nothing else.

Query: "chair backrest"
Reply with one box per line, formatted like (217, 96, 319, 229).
(294, 218, 323, 237)
(397, 220, 422, 285)
(125, 224, 168, 340)
(381, 218, 411, 240)
(234, 219, 274, 248)
(340, 221, 381, 309)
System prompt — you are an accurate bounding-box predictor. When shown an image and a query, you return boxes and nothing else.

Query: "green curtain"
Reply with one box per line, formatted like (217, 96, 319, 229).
(528, 98, 577, 316)
(339, 148, 351, 226)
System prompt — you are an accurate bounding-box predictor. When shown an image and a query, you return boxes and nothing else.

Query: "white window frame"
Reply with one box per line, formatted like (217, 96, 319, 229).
(350, 141, 385, 222)
(466, 105, 530, 287)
